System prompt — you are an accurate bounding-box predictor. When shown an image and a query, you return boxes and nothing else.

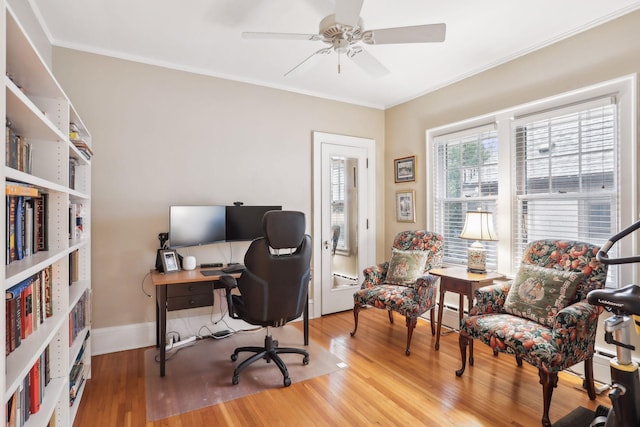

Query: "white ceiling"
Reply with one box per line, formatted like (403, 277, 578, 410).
(29, 0, 640, 109)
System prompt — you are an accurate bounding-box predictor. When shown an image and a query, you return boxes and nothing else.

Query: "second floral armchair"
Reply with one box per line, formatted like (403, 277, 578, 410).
(350, 230, 444, 355)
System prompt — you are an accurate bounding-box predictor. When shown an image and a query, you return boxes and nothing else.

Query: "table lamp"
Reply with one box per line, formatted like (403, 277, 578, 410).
(459, 210, 497, 273)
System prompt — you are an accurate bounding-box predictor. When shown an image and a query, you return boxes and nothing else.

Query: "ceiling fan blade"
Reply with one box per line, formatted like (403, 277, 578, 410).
(363, 23, 446, 44)
(284, 47, 332, 77)
(335, 0, 364, 28)
(242, 32, 321, 41)
(348, 47, 390, 78)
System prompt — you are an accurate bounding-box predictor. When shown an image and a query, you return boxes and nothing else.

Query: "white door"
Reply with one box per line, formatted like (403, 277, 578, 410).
(313, 132, 376, 316)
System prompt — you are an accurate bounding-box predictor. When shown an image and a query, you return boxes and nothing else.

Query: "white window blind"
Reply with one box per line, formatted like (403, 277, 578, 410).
(512, 99, 618, 278)
(433, 125, 499, 267)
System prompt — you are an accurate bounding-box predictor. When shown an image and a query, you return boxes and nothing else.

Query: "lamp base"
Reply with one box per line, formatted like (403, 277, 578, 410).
(467, 241, 487, 274)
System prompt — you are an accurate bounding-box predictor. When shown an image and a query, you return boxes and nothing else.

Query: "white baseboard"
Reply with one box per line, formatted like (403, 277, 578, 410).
(92, 322, 156, 356)
(421, 304, 462, 331)
(92, 312, 306, 356)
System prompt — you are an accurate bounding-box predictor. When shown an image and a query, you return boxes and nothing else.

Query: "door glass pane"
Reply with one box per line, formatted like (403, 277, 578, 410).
(330, 156, 358, 289)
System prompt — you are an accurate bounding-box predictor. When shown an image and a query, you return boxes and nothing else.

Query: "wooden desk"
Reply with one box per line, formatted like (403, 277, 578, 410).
(429, 267, 504, 356)
(151, 267, 309, 377)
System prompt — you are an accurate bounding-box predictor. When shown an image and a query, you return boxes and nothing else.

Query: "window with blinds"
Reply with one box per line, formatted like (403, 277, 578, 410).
(512, 98, 618, 275)
(428, 77, 633, 284)
(433, 126, 499, 267)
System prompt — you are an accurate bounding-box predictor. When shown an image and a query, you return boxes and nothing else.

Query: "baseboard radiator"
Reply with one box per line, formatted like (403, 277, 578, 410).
(332, 273, 358, 288)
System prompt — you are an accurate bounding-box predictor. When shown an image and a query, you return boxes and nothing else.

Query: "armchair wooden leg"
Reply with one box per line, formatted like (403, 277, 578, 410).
(388, 309, 394, 324)
(538, 369, 558, 427)
(584, 357, 596, 400)
(456, 332, 470, 377)
(405, 316, 416, 356)
(350, 304, 360, 337)
(515, 354, 523, 367)
(429, 307, 436, 336)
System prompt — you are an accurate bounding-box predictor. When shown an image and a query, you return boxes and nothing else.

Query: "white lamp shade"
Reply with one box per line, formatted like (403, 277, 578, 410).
(459, 211, 497, 242)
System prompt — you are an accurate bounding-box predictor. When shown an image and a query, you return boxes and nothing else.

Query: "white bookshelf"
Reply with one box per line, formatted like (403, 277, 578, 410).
(3, 3, 92, 426)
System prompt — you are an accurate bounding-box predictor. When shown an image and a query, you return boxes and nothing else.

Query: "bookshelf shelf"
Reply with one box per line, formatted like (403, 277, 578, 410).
(3, 3, 92, 425)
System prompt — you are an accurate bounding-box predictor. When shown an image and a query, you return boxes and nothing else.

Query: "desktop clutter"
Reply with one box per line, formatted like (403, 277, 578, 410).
(154, 203, 282, 273)
(150, 207, 312, 388)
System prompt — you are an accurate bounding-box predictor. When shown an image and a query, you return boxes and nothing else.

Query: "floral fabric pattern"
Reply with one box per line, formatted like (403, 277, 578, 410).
(503, 264, 584, 326)
(386, 249, 430, 285)
(461, 239, 607, 373)
(354, 230, 444, 320)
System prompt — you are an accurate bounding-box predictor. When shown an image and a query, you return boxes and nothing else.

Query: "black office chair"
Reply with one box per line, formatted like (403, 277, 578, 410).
(220, 210, 312, 387)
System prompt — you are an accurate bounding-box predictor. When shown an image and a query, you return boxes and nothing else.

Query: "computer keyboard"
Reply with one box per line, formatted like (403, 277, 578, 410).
(221, 264, 245, 273)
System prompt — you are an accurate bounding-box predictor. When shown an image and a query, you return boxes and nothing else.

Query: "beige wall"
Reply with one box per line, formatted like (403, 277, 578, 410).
(51, 48, 385, 330)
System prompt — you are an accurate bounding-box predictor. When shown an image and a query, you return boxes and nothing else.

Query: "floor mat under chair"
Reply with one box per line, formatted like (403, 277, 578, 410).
(144, 324, 346, 421)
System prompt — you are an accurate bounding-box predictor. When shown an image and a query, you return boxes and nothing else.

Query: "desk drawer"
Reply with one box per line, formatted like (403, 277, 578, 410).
(167, 282, 213, 297)
(167, 293, 213, 311)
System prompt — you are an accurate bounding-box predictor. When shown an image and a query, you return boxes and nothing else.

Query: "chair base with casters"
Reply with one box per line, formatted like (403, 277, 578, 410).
(230, 329, 310, 387)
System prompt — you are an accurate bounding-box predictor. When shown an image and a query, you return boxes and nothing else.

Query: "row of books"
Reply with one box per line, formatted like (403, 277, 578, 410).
(6, 182, 49, 264)
(70, 332, 89, 407)
(69, 290, 90, 346)
(5, 266, 53, 356)
(5, 122, 33, 174)
(6, 346, 51, 426)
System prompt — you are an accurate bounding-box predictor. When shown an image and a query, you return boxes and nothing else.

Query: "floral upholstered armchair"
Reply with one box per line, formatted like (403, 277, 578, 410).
(350, 230, 443, 355)
(455, 240, 607, 427)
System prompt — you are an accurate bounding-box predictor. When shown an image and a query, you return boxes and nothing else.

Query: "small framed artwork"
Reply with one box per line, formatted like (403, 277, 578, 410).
(396, 190, 416, 223)
(394, 155, 416, 183)
(160, 249, 181, 273)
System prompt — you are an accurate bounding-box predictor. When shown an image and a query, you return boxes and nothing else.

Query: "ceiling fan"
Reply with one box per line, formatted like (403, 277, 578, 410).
(242, 0, 446, 77)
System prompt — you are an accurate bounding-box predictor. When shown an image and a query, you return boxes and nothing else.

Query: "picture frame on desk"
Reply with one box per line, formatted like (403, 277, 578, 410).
(160, 249, 180, 273)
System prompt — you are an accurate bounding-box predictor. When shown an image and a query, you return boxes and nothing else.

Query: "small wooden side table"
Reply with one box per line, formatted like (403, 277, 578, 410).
(430, 267, 504, 352)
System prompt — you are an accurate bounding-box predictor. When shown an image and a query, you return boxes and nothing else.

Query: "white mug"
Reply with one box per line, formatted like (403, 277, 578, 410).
(183, 255, 196, 270)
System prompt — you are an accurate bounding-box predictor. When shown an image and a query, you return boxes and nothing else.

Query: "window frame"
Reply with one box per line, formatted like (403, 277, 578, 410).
(425, 75, 637, 287)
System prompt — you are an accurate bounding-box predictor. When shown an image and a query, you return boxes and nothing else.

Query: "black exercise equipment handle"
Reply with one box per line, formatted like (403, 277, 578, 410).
(597, 219, 640, 265)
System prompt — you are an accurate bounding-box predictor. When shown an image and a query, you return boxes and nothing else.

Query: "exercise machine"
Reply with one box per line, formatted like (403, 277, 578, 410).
(586, 220, 640, 427)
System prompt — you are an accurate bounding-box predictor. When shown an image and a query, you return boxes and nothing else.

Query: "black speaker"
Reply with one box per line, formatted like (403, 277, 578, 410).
(155, 249, 164, 272)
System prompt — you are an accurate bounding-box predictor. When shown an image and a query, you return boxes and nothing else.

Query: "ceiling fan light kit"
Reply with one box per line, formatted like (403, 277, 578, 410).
(242, 0, 446, 78)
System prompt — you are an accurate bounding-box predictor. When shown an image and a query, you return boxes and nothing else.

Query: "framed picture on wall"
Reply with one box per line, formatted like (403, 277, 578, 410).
(394, 155, 416, 183)
(160, 249, 181, 273)
(396, 190, 416, 223)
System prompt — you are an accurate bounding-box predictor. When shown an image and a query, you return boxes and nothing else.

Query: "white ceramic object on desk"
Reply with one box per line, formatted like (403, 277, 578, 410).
(183, 255, 196, 270)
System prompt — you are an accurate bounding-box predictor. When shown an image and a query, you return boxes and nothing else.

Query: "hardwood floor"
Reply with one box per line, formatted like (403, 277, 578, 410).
(74, 309, 609, 426)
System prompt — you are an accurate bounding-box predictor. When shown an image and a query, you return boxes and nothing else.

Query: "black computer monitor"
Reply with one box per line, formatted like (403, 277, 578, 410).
(169, 205, 226, 248)
(225, 205, 282, 241)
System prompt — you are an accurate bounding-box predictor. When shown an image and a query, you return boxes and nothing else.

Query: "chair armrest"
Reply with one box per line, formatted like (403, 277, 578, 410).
(412, 274, 439, 302)
(470, 282, 512, 316)
(220, 275, 238, 318)
(414, 274, 439, 289)
(552, 300, 601, 338)
(361, 262, 389, 289)
(219, 274, 238, 290)
(550, 301, 601, 365)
